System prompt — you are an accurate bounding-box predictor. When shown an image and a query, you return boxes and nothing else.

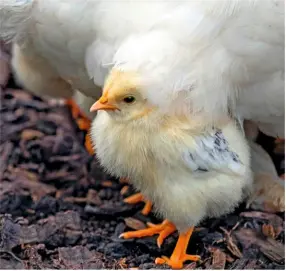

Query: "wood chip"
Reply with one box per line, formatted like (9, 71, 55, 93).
(211, 248, 226, 269)
(124, 217, 147, 230)
(21, 129, 44, 140)
(101, 180, 113, 187)
(262, 224, 276, 239)
(240, 211, 283, 238)
(58, 246, 105, 269)
(225, 254, 235, 263)
(86, 189, 102, 205)
(63, 197, 87, 203)
(244, 259, 258, 269)
(118, 258, 128, 269)
(235, 228, 285, 263)
(220, 227, 242, 259)
(184, 262, 197, 269)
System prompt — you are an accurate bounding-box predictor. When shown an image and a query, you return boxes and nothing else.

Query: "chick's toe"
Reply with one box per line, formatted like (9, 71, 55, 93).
(120, 219, 176, 248)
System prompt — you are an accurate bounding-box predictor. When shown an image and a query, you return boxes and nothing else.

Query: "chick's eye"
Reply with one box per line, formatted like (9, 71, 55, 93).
(123, 96, 136, 104)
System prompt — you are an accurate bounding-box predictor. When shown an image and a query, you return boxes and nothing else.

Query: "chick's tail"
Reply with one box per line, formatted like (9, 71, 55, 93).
(0, 0, 34, 42)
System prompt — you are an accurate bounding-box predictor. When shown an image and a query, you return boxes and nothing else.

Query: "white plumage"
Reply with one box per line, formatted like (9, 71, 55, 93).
(0, 0, 284, 137)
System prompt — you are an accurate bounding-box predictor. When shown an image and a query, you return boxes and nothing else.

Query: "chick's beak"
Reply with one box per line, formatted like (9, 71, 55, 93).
(90, 96, 118, 112)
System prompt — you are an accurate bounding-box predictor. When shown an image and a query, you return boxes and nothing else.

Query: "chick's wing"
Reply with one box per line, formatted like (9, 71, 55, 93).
(182, 129, 243, 176)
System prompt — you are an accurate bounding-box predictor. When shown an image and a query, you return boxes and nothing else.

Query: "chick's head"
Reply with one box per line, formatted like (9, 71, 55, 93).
(90, 70, 156, 122)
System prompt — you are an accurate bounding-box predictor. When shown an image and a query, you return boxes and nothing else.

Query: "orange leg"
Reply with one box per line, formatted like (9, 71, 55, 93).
(120, 220, 200, 269)
(124, 192, 153, 216)
(155, 226, 200, 269)
(66, 99, 94, 155)
(120, 177, 153, 215)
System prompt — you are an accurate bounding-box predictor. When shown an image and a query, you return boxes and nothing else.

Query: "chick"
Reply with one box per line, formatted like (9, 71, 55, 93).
(90, 71, 253, 269)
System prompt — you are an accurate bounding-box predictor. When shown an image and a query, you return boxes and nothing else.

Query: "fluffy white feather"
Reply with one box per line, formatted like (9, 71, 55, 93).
(0, 0, 284, 135)
(0, 0, 34, 43)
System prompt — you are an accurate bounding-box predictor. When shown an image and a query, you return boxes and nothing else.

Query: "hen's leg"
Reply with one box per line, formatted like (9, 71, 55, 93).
(121, 220, 200, 269)
(66, 98, 94, 155)
(12, 43, 94, 154)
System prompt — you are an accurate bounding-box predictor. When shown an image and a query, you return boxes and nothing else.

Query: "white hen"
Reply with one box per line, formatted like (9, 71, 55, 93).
(0, 0, 284, 137)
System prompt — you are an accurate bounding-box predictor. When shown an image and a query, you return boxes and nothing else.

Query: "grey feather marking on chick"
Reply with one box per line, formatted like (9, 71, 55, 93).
(182, 129, 243, 175)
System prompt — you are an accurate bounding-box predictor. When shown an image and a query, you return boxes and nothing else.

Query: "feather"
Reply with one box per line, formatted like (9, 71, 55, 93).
(182, 129, 243, 176)
(0, 0, 34, 42)
(1, 0, 283, 137)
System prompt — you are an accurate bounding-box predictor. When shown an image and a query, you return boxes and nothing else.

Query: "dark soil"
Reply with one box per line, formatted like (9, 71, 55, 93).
(0, 42, 284, 269)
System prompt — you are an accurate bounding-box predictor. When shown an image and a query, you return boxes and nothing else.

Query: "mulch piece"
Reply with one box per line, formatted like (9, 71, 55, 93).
(0, 42, 284, 269)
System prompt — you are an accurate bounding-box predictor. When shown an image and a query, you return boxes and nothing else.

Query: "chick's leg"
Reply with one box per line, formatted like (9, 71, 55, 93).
(156, 227, 200, 269)
(123, 192, 152, 215)
(66, 99, 94, 155)
(120, 178, 153, 215)
(121, 221, 200, 269)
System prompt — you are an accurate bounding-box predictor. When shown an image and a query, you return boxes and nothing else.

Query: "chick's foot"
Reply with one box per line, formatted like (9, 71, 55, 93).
(120, 219, 176, 248)
(123, 192, 152, 215)
(155, 226, 200, 269)
(66, 99, 94, 155)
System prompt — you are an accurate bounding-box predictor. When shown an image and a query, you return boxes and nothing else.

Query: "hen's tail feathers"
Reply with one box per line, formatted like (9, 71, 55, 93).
(0, 0, 34, 43)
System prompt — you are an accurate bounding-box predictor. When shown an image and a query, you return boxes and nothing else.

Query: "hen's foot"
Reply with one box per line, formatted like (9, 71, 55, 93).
(66, 99, 94, 155)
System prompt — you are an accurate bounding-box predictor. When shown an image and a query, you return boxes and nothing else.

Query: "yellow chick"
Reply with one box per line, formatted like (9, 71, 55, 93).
(90, 71, 253, 269)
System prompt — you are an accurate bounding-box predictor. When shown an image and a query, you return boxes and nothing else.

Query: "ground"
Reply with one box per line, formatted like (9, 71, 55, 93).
(0, 43, 285, 269)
